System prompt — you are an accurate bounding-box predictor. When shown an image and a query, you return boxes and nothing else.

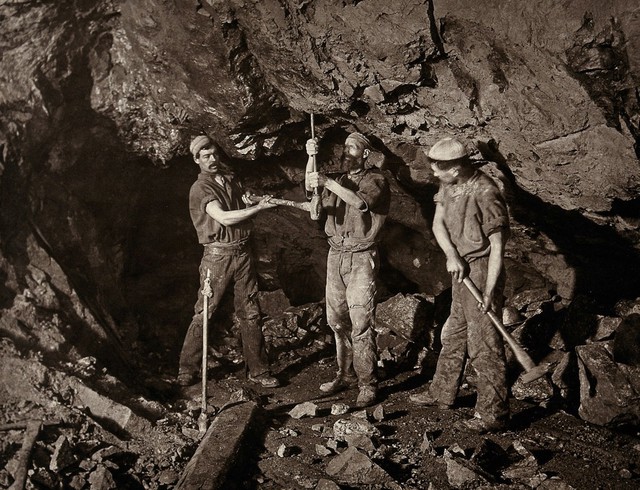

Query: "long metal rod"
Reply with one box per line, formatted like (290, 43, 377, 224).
(198, 269, 212, 435)
(247, 195, 311, 211)
(309, 113, 321, 220)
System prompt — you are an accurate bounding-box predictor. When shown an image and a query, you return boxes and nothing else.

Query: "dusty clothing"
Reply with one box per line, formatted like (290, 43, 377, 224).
(430, 169, 510, 423)
(179, 173, 269, 377)
(322, 169, 390, 388)
(434, 170, 509, 260)
(323, 170, 390, 252)
(189, 172, 251, 245)
(429, 257, 509, 423)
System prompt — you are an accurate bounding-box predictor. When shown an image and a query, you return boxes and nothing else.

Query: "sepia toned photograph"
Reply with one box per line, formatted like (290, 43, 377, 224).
(0, 1, 639, 489)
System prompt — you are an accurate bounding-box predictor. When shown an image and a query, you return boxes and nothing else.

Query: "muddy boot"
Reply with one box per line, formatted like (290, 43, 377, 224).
(176, 372, 199, 387)
(248, 372, 280, 388)
(456, 416, 506, 434)
(319, 375, 358, 395)
(355, 385, 377, 408)
(409, 390, 452, 409)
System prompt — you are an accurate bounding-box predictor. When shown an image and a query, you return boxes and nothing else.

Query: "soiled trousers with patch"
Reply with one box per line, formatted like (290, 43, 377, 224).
(178, 245, 269, 377)
(430, 256, 509, 423)
(326, 247, 378, 388)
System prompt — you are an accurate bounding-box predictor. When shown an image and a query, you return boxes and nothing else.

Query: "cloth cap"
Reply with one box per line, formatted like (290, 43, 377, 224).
(427, 137, 468, 161)
(346, 132, 372, 150)
(190, 135, 212, 157)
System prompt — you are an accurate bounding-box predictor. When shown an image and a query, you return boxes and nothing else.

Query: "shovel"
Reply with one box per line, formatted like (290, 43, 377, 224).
(462, 277, 552, 383)
(198, 268, 213, 435)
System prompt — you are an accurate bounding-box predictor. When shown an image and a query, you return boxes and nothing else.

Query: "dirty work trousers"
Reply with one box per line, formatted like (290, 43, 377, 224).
(430, 256, 509, 424)
(325, 247, 378, 389)
(178, 243, 269, 378)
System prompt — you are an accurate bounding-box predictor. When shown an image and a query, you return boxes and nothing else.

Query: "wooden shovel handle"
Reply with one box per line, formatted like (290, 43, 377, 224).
(462, 277, 536, 372)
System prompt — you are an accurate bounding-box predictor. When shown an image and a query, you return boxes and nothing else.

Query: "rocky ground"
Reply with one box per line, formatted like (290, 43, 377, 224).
(1, 299, 639, 490)
(3, 1, 640, 488)
(237, 350, 640, 490)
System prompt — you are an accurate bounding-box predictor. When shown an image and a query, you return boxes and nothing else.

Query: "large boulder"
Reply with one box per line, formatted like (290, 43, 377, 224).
(576, 341, 640, 426)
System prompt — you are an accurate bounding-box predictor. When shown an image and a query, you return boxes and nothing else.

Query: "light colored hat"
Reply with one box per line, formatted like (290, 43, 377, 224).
(347, 132, 372, 150)
(189, 135, 212, 157)
(427, 137, 468, 161)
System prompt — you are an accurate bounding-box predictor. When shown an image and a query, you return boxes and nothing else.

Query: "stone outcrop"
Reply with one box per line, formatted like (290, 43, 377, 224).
(576, 340, 640, 426)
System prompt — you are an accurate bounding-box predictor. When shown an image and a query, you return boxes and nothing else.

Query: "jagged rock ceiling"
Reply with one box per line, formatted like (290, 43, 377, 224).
(1, 0, 640, 367)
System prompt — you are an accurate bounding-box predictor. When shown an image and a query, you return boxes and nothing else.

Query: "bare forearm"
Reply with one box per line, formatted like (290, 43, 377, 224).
(484, 232, 505, 298)
(206, 202, 263, 226)
(325, 179, 366, 209)
(305, 156, 315, 192)
(432, 217, 458, 260)
(433, 227, 456, 258)
(433, 205, 468, 282)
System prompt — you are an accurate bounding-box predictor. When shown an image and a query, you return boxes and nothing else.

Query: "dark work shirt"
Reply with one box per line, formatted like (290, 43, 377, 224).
(322, 169, 390, 249)
(189, 172, 252, 244)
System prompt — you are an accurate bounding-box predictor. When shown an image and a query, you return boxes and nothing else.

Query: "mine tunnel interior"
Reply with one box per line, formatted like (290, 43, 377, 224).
(3, 1, 640, 489)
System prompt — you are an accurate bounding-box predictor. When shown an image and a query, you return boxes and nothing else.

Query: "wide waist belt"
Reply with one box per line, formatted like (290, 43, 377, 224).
(203, 239, 249, 255)
(328, 237, 376, 253)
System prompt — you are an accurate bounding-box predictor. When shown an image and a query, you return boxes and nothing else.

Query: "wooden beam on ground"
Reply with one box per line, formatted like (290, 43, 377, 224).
(9, 420, 41, 490)
(176, 401, 259, 490)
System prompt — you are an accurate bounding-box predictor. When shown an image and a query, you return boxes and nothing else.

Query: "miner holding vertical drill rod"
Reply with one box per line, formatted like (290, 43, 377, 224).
(305, 130, 390, 408)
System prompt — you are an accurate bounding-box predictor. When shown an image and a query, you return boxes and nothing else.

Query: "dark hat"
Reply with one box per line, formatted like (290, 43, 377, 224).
(347, 132, 372, 150)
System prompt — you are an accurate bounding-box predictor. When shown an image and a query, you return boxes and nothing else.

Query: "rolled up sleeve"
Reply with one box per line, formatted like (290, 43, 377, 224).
(479, 187, 509, 236)
(357, 173, 389, 212)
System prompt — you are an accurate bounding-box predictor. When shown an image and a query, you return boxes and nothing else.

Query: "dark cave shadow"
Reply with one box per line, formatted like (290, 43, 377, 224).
(382, 409, 411, 421)
(508, 404, 555, 431)
(273, 342, 335, 383)
(380, 369, 434, 397)
(476, 141, 640, 309)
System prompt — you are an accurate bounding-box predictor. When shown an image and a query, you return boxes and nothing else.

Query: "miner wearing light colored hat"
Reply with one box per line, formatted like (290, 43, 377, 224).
(177, 135, 280, 388)
(409, 137, 511, 433)
(305, 131, 390, 408)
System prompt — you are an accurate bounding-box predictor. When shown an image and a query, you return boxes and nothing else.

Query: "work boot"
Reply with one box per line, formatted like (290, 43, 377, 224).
(456, 416, 506, 434)
(409, 390, 452, 410)
(176, 372, 199, 387)
(355, 386, 377, 408)
(319, 375, 358, 395)
(248, 373, 281, 388)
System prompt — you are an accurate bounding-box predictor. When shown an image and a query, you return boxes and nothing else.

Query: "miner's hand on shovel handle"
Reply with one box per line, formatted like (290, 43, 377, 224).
(309, 114, 322, 221)
(198, 268, 212, 436)
(462, 277, 550, 383)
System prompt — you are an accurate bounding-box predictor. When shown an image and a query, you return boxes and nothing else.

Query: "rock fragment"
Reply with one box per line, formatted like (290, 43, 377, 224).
(50, 435, 76, 472)
(333, 417, 380, 440)
(331, 403, 349, 416)
(289, 401, 318, 419)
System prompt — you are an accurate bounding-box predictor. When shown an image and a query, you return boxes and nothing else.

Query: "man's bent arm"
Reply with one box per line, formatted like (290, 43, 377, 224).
(324, 179, 366, 209)
(206, 199, 275, 227)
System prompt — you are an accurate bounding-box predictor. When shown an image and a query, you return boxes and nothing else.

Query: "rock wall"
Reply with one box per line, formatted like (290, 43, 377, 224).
(1, 0, 640, 369)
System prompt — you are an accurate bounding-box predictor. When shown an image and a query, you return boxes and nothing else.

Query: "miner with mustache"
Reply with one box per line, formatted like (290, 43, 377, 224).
(176, 135, 280, 389)
(305, 132, 390, 408)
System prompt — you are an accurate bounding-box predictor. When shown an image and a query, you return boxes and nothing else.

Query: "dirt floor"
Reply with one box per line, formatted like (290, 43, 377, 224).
(1, 336, 639, 489)
(178, 342, 640, 490)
